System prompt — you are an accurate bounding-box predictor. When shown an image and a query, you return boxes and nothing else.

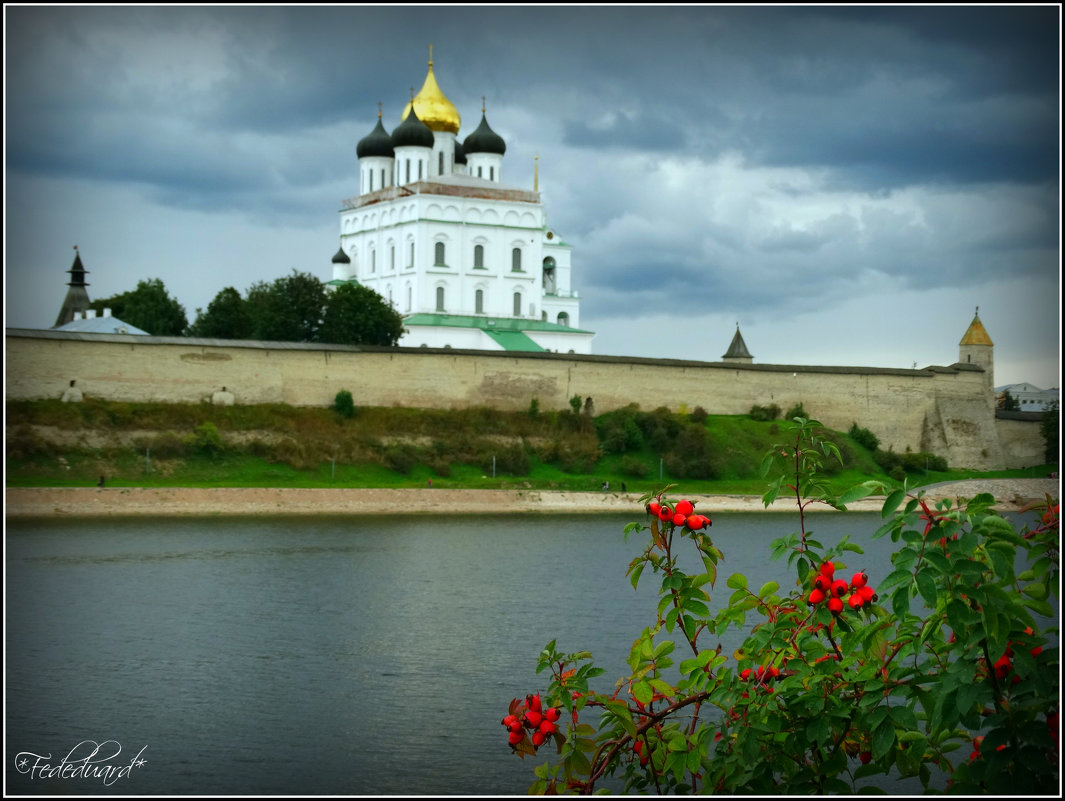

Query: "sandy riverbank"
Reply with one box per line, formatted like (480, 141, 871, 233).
(4, 479, 1058, 519)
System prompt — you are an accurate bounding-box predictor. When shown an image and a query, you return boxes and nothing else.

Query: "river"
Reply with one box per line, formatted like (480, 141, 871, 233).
(4, 510, 1051, 794)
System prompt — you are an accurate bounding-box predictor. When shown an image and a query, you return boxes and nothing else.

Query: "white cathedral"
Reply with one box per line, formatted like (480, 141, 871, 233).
(329, 53, 592, 354)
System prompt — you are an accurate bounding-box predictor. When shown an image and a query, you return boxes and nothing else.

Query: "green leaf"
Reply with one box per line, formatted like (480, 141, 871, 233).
(882, 488, 906, 518)
(632, 681, 653, 705)
(840, 484, 876, 504)
(629, 561, 645, 591)
(915, 569, 938, 608)
(757, 581, 780, 599)
(726, 573, 748, 590)
(871, 717, 895, 760)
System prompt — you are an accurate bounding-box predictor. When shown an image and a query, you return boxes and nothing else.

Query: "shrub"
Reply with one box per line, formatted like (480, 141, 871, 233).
(383, 444, 418, 475)
(486, 445, 530, 476)
(749, 403, 781, 422)
(690, 406, 709, 424)
(503, 417, 1061, 795)
(848, 422, 880, 452)
(189, 421, 224, 456)
(333, 389, 355, 419)
(619, 456, 650, 478)
(785, 401, 807, 420)
(528, 398, 540, 419)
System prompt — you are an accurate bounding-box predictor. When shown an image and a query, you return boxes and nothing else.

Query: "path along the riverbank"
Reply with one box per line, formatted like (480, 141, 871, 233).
(4, 479, 1058, 519)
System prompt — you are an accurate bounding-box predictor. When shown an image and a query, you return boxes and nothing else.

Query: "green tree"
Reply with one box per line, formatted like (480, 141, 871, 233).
(189, 287, 251, 338)
(246, 270, 326, 342)
(1002, 390, 1020, 411)
(91, 278, 188, 336)
(1041, 403, 1059, 464)
(318, 283, 405, 346)
(188, 287, 251, 339)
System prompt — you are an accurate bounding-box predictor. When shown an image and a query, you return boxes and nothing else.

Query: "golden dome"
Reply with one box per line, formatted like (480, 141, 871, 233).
(402, 57, 461, 135)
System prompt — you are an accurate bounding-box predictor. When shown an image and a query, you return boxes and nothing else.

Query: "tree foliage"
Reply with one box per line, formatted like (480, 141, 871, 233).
(246, 270, 327, 343)
(90, 278, 188, 336)
(319, 282, 405, 346)
(188, 287, 251, 339)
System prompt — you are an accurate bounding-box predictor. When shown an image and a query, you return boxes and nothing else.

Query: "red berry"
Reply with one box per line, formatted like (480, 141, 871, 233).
(527, 693, 542, 713)
(827, 597, 844, 615)
(647, 502, 661, 516)
(672, 511, 687, 526)
(813, 574, 830, 592)
(739, 668, 752, 681)
(857, 585, 876, 603)
(508, 730, 524, 746)
(658, 506, 673, 522)
(539, 719, 556, 735)
(851, 571, 868, 589)
(686, 514, 709, 530)
(502, 714, 519, 728)
(848, 593, 864, 610)
(808, 588, 826, 605)
(524, 710, 543, 729)
(819, 561, 835, 577)
(675, 500, 694, 517)
(830, 579, 849, 598)
(531, 730, 546, 747)
(859, 751, 872, 764)
(544, 707, 561, 722)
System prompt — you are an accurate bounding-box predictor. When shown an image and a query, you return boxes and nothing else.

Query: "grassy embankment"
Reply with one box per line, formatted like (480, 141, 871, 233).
(5, 399, 1052, 495)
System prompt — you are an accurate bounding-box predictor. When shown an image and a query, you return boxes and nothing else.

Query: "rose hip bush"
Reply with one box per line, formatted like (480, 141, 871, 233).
(501, 417, 1059, 794)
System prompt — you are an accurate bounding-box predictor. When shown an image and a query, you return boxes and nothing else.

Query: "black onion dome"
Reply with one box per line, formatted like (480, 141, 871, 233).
(453, 139, 467, 165)
(332, 247, 351, 264)
(463, 113, 506, 156)
(391, 106, 434, 149)
(357, 117, 395, 159)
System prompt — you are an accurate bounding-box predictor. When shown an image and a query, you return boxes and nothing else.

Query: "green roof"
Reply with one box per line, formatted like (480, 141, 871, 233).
(403, 313, 592, 335)
(326, 278, 361, 287)
(483, 329, 544, 352)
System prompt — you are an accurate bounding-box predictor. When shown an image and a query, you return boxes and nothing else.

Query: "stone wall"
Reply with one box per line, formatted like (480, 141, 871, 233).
(5, 329, 1042, 470)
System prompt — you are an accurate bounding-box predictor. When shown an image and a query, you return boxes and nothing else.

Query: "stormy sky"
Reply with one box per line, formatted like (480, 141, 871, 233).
(4, 6, 1060, 388)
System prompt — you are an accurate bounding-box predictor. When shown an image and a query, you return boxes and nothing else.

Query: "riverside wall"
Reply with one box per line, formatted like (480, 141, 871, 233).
(4, 329, 1041, 470)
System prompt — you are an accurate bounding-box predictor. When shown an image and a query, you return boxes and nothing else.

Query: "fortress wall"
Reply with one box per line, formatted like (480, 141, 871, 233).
(996, 417, 1048, 469)
(5, 331, 1013, 468)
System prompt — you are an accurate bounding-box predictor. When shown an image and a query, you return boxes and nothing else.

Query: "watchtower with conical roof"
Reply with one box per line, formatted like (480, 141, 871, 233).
(958, 308, 994, 391)
(722, 324, 753, 364)
(53, 247, 92, 328)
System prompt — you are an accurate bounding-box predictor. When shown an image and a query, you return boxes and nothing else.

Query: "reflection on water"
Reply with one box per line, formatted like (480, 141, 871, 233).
(5, 510, 1051, 795)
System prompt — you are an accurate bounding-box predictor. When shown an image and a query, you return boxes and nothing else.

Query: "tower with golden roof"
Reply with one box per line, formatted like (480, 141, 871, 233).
(958, 307, 994, 391)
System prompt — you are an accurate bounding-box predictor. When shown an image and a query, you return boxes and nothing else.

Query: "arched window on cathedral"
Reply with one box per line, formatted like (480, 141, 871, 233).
(438, 151, 444, 175)
(513, 292, 521, 317)
(557, 312, 570, 327)
(475, 289, 484, 314)
(390, 246, 395, 271)
(435, 242, 446, 266)
(371, 250, 376, 273)
(474, 244, 484, 268)
(490, 166, 495, 181)
(436, 286, 446, 312)
(409, 242, 415, 268)
(512, 248, 522, 272)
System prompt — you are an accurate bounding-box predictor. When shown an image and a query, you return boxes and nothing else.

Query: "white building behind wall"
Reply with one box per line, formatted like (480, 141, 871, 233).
(330, 53, 592, 354)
